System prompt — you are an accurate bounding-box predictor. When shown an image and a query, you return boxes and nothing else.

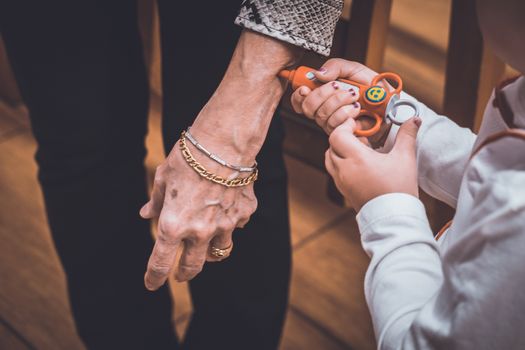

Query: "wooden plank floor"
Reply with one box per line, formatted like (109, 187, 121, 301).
(0, 100, 373, 349)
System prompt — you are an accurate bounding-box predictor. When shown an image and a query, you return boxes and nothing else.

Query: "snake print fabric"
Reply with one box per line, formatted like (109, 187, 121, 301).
(235, 0, 343, 56)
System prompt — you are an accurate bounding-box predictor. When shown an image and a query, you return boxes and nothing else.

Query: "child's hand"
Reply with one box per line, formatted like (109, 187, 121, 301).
(291, 59, 386, 136)
(325, 116, 421, 211)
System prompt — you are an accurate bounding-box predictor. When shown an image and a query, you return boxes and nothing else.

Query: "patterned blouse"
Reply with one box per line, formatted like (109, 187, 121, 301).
(235, 0, 344, 56)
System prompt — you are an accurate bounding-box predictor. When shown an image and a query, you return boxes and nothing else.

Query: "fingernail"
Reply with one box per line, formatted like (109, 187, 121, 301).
(353, 102, 360, 109)
(318, 67, 327, 74)
(414, 117, 422, 127)
(332, 82, 339, 89)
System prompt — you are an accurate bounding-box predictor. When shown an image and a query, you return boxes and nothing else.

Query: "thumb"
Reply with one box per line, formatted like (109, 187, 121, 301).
(139, 179, 166, 219)
(392, 117, 421, 155)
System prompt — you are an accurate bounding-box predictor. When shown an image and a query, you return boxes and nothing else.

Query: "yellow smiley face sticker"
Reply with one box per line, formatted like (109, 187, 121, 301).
(365, 86, 386, 103)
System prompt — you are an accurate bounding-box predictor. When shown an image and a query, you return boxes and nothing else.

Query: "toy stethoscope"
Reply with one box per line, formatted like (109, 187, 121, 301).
(279, 66, 420, 137)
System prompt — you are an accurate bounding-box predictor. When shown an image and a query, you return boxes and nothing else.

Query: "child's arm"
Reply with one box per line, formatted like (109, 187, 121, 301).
(326, 109, 525, 348)
(360, 172, 525, 349)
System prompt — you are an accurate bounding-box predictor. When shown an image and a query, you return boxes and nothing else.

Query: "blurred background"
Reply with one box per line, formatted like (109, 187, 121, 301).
(0, 0, 518, 349)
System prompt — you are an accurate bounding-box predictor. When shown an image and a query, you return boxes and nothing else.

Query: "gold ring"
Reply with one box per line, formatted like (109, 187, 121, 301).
(210, 243, 233, 259)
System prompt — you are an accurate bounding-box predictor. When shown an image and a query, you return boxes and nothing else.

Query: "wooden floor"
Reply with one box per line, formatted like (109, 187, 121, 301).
(0, 98, 374, 349)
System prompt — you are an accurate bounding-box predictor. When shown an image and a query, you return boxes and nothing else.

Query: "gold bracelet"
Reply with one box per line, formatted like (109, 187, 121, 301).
(179, 131, 258, 188)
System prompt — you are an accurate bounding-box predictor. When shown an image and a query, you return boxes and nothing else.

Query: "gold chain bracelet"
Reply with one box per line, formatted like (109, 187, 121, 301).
(179, 131, 258, 188)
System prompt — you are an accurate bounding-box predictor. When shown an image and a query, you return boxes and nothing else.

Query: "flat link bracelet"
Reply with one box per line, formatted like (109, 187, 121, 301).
(179, 131, 258, 188)
(185, 127, 257, 173)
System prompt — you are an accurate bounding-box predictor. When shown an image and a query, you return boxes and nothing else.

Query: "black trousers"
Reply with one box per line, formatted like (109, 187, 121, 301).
(0, 1, 291, 349)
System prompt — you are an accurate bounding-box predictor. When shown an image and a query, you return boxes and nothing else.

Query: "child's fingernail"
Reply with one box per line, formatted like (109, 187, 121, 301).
(298, 87, 308, 96)
(414, 117, 422, 127)
(353, 102, 360, 109)
(318, 67, 328, 74)
(332, 82, 339, 89)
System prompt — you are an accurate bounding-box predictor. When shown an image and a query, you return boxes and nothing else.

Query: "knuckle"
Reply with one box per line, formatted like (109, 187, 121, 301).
(218, 219, 236, 234)
(189, 225, 214, 242)
(190, 221, 212, 235)
(148, 262, 171, 276)
(179, 264, 203, 276)
(156, 232, 178, 246)
(153, 176, 163, 188)
(301, 100, 314, 118)
(247, 197, 258, 214)
(193, 231, 211, 244)
(239, 210, 254, 225)
(158, 215, 180, 235)
(237, 215, 250, 226)
(316, 107, 329, 121)
(329, 127, 345, 146)
(325, 58, 338, 66)
(327, 118, 338, 130)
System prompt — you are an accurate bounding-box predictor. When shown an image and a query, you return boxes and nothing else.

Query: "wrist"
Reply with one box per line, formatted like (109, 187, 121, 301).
(177, 132, 258, 187)
(189, 30, 302, 161)
(233, 30, 302, 80)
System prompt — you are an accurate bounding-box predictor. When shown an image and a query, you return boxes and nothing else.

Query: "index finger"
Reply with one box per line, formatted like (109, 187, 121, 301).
(144, 225, 181, 291)
(314, 58, 378, 85)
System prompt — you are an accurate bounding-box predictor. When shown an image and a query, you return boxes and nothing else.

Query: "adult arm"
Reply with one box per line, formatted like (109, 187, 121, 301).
(140, 1, 343, 289)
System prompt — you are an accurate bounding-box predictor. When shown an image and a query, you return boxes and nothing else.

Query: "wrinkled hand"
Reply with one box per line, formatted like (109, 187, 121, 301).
(139, 30, 299, 290)
(140, 135, 257, 289)
(325, 116, 421, 212)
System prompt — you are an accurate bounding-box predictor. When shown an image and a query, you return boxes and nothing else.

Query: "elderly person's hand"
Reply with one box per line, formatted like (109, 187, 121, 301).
(140, 30, 300, 289)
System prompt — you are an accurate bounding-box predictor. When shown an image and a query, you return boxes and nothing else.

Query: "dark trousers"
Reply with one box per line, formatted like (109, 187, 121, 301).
(0, 1, 291, 349)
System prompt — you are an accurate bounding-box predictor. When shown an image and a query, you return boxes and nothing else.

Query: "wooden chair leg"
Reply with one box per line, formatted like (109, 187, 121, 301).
(443, 0, 504, 130)
(344, 0, 392, 71)
(473, 46, 505, 132)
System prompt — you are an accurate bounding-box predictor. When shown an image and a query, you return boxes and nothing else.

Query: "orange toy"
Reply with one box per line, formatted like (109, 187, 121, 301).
(279, 66, 404, 137)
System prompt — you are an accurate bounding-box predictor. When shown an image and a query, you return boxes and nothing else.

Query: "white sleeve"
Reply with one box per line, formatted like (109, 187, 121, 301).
(378, 93, 477, 208)
(357, 172, 525, 350)
(357, 193, 443, 350)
